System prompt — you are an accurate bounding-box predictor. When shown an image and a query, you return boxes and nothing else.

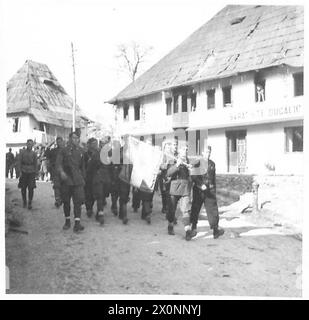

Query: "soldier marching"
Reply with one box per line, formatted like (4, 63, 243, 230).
(16, 132, 224, 240)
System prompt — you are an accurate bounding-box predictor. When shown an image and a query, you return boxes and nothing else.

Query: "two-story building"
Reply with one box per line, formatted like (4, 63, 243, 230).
(108, 5, 304, 174)
(6, 60, 90, 154)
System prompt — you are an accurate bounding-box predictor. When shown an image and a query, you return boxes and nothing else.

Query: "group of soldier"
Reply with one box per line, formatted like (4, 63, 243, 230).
(16, 130, 224, 240)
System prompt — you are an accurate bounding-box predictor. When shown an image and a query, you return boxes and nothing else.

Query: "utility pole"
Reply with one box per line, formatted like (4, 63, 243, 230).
(71, 42, 77, 132)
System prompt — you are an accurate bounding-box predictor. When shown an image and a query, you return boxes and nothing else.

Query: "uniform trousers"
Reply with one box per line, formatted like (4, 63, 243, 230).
(191, 186, 219, 229)
(61, 184, 85, 219)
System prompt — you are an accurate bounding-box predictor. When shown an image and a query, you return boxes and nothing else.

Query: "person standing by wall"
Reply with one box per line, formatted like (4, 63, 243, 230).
(17, 139, 38, 209)
(6, 148, 15, 178)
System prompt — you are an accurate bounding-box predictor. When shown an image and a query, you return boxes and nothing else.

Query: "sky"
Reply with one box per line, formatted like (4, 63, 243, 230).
(1, 0, 227, 124)
(1, 0, 304, 124)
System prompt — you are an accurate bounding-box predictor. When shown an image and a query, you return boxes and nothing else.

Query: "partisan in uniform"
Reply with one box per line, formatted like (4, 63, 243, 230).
(110, 142, 132, 224)
(46, 138, 64, 207)
(166, 158, 192, 240)
(87, 147, 112, 225)
(6, 149, 15, 178)
(18, 141, 38, 209)
(191, 157, 224, 239)
(84, 144, 96, 217)
(56, 136, 86, 232)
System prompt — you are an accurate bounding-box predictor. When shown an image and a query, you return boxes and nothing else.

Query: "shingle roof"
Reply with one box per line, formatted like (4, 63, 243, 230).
(7, 60, 89, 127)
(109, 5, 303, 104)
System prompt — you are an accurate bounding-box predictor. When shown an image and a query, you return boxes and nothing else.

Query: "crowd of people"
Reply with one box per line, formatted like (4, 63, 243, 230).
(6, 145, 53, 182)
(12, 131, 224, 240)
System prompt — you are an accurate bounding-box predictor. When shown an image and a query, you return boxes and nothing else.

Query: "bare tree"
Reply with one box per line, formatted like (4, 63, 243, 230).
(116, 41, 153, 82)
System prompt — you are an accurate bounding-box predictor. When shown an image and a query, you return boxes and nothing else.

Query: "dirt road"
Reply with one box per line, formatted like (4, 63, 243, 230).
(5, 179, 302, 296)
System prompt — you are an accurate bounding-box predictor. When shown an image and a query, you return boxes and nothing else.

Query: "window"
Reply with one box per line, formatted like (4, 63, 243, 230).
(134, 102, 140, 121)
(182, 94, 187, 112)
(285, 126, 303, 152)
(123, 104, 129, 121)
(255, 79, 265, 102)
(207, 89, 215, 109)
(166, 98, 172, 115)
(12, 118, 19, 132)
(223, 86, 232, 107)
(191, 92, 197, 111)
(39, 122, 45, 132)
(293, 73, 303, 96)
(173, 95, 179, 113)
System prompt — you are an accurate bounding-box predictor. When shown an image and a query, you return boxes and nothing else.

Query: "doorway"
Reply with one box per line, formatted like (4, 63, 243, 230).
(226, 130, 247, 173)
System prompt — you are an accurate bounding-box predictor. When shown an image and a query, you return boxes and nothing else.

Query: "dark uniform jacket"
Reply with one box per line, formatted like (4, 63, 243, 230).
(167, 159, 191, 196)
(46, 147, 61, 170)
(56, 143, 85, 186)
(191, 159, 216, 194)
(6, 152, 15, 166)
(87, 149, 112, 186)
(19, 149, 38, 174)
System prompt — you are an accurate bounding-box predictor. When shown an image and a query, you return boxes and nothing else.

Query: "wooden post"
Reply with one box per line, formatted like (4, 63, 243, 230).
(252, 176, 259, 213)
(71, 42, 77, 132)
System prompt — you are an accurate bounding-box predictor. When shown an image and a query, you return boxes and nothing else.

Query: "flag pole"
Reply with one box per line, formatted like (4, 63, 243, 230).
(71, 42, 76, 132)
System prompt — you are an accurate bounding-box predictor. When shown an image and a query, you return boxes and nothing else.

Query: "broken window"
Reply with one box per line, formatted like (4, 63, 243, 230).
(207, 89, 215, 109)
(43, 79, 66, 94)
(182, 94, 188, 112)
(230, 16, 246, 25)
(173, 95, 179, 113)
(222, 86, 232, 107)
(123, 104, 129, 121)
(12, 118, 19, 132)
(191, 92, 197, 111)
(285, 126, 303, 152)
(293, 72, 303, 97)
(134, 101, 140, 121)
(255, 77, 266, 102)
(166, 98, 172, 115)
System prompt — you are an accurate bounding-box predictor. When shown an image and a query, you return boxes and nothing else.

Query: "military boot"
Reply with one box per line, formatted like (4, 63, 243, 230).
(168, 225, 175, 235)
(87, 209, 94, 218)
(185, 230, 192, 241)
(63, 219, 71, 230)
(97, 211, 104, 225)
(213, 227, 225, 239)
(73, 221, 85, 233)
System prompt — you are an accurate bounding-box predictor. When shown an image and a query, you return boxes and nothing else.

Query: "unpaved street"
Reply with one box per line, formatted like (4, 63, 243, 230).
(5, 179, 302, 296)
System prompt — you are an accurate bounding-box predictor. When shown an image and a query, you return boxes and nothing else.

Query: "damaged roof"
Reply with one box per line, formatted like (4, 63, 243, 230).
(109, 5, 303, 104)
(7, 60, 90, 127)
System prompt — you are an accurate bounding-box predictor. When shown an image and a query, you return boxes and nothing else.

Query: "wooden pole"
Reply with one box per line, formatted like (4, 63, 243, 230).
(71, 42, 77, 132)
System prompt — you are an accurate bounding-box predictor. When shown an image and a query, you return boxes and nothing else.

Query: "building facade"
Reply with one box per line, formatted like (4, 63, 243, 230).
(6, 60, 90, 154)
(109, 5, 304, 175)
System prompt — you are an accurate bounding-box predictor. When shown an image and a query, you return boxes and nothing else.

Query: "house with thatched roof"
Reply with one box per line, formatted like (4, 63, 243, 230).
(108, 5, 303, 174)
(6, 60, 90, 152)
